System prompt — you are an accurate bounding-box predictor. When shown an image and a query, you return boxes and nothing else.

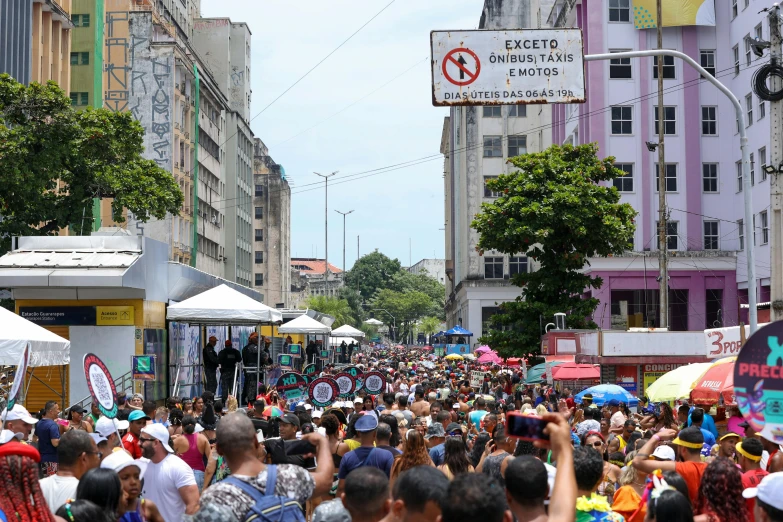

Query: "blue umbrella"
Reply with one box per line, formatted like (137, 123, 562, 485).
(445, 326, 473, 336)
(574, 384, 639, 407)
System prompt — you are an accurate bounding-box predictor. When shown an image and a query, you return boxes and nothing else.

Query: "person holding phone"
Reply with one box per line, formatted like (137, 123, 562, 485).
(475, 425, 515, 486)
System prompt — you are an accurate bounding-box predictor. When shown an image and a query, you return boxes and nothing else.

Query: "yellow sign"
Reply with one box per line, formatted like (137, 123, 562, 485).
(642, 371, 667, 397)
(634, 0, 715, 29)
(96, 306, 135, 326)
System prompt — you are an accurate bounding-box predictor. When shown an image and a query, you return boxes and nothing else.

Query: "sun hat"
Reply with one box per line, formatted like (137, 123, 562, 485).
(355, 414, 379, 433)
(425, 422, 446, 440)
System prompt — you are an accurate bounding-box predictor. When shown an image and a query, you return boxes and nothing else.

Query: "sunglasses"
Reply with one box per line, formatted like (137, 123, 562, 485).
(588, 441, 603, 448)
(139, 436, 157, 443)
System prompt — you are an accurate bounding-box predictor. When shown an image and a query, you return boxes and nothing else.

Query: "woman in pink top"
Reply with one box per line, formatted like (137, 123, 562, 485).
(173, 415, 211, 492)
(726, 406, 745, 437)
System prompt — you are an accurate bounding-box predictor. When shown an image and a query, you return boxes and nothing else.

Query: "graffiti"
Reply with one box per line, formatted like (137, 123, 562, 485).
(105, 12, 130, 112)
(193, 19, 228, 30)
(230, 69, 244, 87)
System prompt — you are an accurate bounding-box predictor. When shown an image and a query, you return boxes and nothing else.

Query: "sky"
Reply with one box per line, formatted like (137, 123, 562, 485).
(200, 0, 484, 270)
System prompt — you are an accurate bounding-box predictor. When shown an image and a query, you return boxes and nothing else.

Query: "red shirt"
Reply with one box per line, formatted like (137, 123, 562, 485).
(742, 469, 769, 522)
(675, 461, 708, 506)
(122, 432, 142, 459)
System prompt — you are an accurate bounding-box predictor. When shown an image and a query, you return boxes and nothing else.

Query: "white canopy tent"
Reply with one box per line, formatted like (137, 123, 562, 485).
(0, 307, 70, 367)
(331, 324, 365, 338)
(166, 284, 283, 324)
(278, 314, 332, 334)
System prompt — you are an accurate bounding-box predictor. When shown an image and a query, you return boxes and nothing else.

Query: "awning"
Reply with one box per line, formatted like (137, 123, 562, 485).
(0, 307, 70, 366)
(331, 324, 365, 338)
(278, 314, 332, 334)
(545, 355, 576, 363)
(166, 284, 282, 324)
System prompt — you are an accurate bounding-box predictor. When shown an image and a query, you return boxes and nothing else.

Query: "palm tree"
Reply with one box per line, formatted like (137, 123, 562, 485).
(302, 295, 354, 328)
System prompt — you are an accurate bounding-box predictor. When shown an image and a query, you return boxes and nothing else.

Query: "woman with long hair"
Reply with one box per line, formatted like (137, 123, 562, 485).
(646, 489, 694, 522)
(469, 432, 491, 468)
(168, 408, 184, 438)
(581, 431, 622, 499)
(320, 413, 350, 497)
(0, 442, 54, 521)
(75, 468, 122, 519)
(438, 437, 473, 479)
(362, 396, 379, 420)
(390, 430, 434, 482)
(612, 462, 649, 521)
(192, 396, 205, 417)
(55, 500, 114, 522)
(695, 458, 749, 522)
(172, 415, 210, 492)
(379, 414, 402, 449)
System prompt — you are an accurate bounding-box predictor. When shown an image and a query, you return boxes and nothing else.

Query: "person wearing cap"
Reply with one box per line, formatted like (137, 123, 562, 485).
(608, 399, 627, 435)
(633, 426, 707, 505)
(95, 416, 129, 459)
(39, 429, 100, 514)
(338, 414, 395, 491)
(122, 410, 150, 460)
(0, 438, 55, 521)
(426, 422, 447, 466)
(218, 339, 242, 399)
(65, 405, 93, 433)
(139, 423, 199, 520)
(1, 404, 38, 442)
(743, 471, 783, 522)
(264, 413, 310, 467)
(650, 445, 676, 461)
(712, 432, 742, 462)
(203, 335, 220, 394)
(101, 450, 164, 522)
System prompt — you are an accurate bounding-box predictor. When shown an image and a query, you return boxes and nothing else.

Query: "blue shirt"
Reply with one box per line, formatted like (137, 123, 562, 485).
(34, 418, 60, 462)
(688, 411, 718, 438)
(698, 427, 716, 447)
(469, 410, 487, 428)
(429, 443, 446, 466)
(338, 446, 395, 479)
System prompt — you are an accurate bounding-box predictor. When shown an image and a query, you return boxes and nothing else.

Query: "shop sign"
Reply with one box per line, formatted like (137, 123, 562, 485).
(615, 365, 638, 394)
(19, 306, 96, 326)
(705, 324, 768, 360)
(96, 306, 135, 326)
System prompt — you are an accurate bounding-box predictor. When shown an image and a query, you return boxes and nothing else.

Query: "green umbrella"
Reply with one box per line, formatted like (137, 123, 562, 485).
(524, 361, 566, 384)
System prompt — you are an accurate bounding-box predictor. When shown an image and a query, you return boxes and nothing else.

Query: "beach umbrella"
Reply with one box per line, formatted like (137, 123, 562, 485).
(477, 350, 502, 364)
(445, 354, 464, 361)
(690, 357, 736, 406)
(263, 406, 284, 418)
(645, 363, 713, 403)
(551, 363, 600, 381)
(524, 361, 566, 384)
(574, 384, 639, 407)
(475, 346, 492, 354)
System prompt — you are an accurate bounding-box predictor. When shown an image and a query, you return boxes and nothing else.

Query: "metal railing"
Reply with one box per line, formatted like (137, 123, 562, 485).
(66, 370, 135, 414)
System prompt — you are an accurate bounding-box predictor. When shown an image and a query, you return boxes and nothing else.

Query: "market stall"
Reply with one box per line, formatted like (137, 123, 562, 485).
(278, 314, 332, 367)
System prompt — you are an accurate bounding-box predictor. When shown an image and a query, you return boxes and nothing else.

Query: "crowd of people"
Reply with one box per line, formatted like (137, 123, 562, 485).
(0, 345, 782, 522)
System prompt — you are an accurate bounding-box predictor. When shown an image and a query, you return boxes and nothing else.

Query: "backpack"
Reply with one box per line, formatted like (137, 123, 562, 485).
(223, 465, 306, 522)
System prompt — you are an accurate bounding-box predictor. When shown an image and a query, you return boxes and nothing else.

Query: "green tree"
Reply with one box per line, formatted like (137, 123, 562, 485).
(302, 295, 354, 328)
(0, 74, 183, 254)
(417, 316, 443, 340)
(388, 270, 445, 320)
(372, 289, 433, 342)
(344, 251, 402, 302)
(471, 143, 636, 358)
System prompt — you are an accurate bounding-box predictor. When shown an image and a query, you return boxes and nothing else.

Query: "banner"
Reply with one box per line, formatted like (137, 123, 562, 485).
(276, 372, 308, 401)
(7, 344, 30, 410)
(131, 355, 156, 381)
(633, 0, 715, 28)
(470, 371, 486, 388)
(335, 372, 357, 399)
(288, 344, 302, 358)
(277, 354, 293, 370)
(309, 377, 339, 408)
(363, 371, 386, 395)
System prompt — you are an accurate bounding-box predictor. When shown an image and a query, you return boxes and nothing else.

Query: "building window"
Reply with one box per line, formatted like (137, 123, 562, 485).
(255, 206, 263, 219)
(483, 136, 502, 158)
(701, 106, 717, 135)
(751, 152, 755, 185)
(254, 184, 264, 197)
(760, 97, 766, 120)
(71, 14, 90, 27)
(69, 92, 88, 106)
(700, 50, 716, 76)
(753, 215, 757, 245)
(255, 273, 264, 286)
(484, 176, 500, 198)
(70, 52, 89, 65)
(702, 164, 718, 193)
(611, 106, 633, 135)
(609, 51, 632, 79)
(484, 256, 504, 279)
(756, 23, 763, 41)
(745, 35, 753, 66)
(508, 105, 526, 117)
(483, 106, 501, 118)
(732, 0, 738, 18)
(737, 161, 744, 192)
(255, 251, 263, 264)
(653, 56, 675, 79)
(609, 0, 630, 22)
(761, 210, 769, 244)
(746, 93, 754, 126)
(508, 135, 527, 157)
(704, 221, 719, 250)
(509, 256, 528, 276)
(654, 106, 676, 135)
(657, 222, 679, 250)
(255, 229, 264, 241)
(738, 219, 744, 250)
(760, 147, 768, 181)
(656, 163, 677, 192)
(733, 45, 740, 75)
(613, 163, 634, 192)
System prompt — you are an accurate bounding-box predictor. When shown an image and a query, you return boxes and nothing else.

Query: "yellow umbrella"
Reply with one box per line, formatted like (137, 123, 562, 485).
(444, 354, 464, 361)
(645, 363, 713, 403)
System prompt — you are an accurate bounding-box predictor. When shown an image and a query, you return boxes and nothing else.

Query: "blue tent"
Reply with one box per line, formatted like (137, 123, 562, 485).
(432, 331, 446, 338)
(445, 326, 473, 336)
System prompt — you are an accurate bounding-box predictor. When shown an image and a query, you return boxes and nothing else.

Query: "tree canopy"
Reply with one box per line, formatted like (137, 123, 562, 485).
(471, 143, 637, 357)
(344, 251, 402, 302)
(0, 74, 183, 254)
(302, 295, 354, 328)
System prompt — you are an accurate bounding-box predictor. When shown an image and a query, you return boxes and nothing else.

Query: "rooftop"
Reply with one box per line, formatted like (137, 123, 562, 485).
(290, 258, 343, 275)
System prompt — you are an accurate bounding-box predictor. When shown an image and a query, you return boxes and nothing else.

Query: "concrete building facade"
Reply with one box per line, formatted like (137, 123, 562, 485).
(443, 0, 552, 341)
(408, 259, 446, 284)
(0, 0, 73, 91)
(253, 139, 292, 308)
(547, 0, 770, 330)
(290, 259, 344, 306)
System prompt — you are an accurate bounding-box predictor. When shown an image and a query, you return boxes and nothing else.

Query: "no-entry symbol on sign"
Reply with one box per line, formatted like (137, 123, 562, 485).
(442, 48, 480, 86)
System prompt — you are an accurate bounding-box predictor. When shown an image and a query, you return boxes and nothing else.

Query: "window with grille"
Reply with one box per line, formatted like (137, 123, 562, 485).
(255, 184, 264, 196)
(704, 221, 719, 250)
(255, 251, 264, 264)
(732, 0, 738, 18)
(654, 106, 676, 135)
(737, 161, 743, 192)
(483, 136, 502, 158)
(746, 93, 754, 126)
(733, 45, 740, 75)
(508, 105, 526, 117)
(702, 164, 718, 193)
(611, 106, 633, 135)
(761, 211, 769, 244)
(609, 0, 630, 22)
(255, 229, 264, 241)
(255, 273, 264, 286)
(613, 164, 634, 192)
(509, 256, 528, 276)
(255, 207, 263, 219)
(653, 56, 675, 79)
(609, 51, 632, 79)
(484, 257, 504, 279)
(656, 221, 679, 250)
(701, 106, 717, 135)
(745, 35, 753, 66)
(484, 176, 500, 198)
(483, 106, 501, 118)
(656, 164, 677, 192)
(700, 50, 716, 76)
(738, 219, 744, 250)
(760, 147, 768, 181)
(508, 136, 527, 157)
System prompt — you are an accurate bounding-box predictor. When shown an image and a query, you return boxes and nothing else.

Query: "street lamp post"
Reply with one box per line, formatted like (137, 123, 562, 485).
(314, 171, 338, 295)
(335, 209, 354, 275)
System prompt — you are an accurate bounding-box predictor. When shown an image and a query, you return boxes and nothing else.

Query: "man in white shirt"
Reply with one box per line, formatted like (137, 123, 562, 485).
(608, 399, 627, 435)
(39, 430, 100, 514)
(140, 423, 199, 521)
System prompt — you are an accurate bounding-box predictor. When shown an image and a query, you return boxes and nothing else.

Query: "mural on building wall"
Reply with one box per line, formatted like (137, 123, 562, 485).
(169, 321, 201, 399)
(104, 4, 130, 113)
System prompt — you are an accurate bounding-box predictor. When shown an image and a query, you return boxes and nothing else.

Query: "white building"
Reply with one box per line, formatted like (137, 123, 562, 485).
(443, 0, 552, 340)
(408, 259, 446, 284)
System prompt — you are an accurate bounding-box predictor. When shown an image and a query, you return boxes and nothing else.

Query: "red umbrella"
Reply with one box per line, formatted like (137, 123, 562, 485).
(690, 357, 736, 406)
(551, 363, 600, 381)
(506, 357, 523, 367)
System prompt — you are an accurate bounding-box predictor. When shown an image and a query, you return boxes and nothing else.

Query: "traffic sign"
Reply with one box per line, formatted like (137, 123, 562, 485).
(431, 29, 585, 106)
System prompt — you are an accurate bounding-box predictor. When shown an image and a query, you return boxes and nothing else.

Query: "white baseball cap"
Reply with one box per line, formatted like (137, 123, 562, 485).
(0, 405, 38, 425)
(0, 430, 22, 444)
(743, 471, 783, 510)
(141, 424, 174, 453)
(95, 417, 130, 437)
(101, 449, 148, 479)
(304, 404, 313, 411)
(312, 410, 323, 419)
(89, 433, 108, 445)
(353, 397, 363, 404)
(651, 445, 676, 461)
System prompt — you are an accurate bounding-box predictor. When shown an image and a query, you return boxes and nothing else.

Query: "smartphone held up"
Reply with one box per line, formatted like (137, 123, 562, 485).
(505, 413, 550, 443)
